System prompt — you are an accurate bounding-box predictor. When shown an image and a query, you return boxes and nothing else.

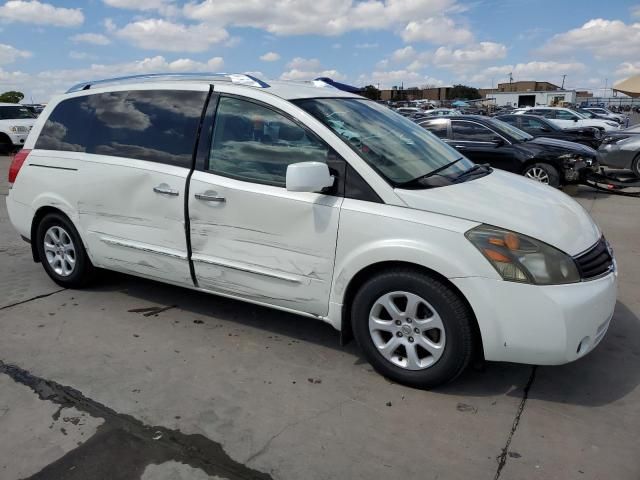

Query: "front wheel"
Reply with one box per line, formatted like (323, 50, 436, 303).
(523, 162, 560, 187)
(632, 155, 640, 179)
(351, 269, 475, 389)
(36, 212, 95, 288)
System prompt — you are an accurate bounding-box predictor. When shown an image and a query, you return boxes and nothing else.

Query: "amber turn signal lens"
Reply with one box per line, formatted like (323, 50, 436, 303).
(504, 232, 520, 250)
(483, 249, 512, 263)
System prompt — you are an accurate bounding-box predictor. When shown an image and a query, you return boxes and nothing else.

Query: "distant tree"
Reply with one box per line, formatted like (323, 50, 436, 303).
(446, 84, 481, 100)
(0, 91, 25, 103)
(361, 85, 380, 101)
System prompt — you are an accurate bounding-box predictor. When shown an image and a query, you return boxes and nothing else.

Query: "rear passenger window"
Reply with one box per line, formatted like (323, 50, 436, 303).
(420, 121, 448, 139)
(207, 97, 330, 187)
(451, 121, 498, 142)
(36, 90, 207, 168)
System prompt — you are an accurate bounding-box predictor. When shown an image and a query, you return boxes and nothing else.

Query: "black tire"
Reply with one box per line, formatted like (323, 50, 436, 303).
(36, 212, 95, 288)
(351, 268, 475, 389)
(523, 162, 560, 187)
(632, 155, 640, 179)
(0, 134, 13, 155)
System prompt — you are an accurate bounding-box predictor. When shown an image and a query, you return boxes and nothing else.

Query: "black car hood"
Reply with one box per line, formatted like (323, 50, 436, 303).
(523, 136, 597, 156)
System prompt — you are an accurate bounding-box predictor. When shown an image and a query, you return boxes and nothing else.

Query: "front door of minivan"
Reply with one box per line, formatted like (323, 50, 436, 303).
(188, 96, 342, 316)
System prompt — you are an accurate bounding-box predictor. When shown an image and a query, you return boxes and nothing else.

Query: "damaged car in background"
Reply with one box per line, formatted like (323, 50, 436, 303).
(417, 116, 599, 187)
(6, 73, 617, 389)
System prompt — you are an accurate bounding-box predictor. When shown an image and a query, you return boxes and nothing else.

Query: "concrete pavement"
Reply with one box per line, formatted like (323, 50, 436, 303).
(1, 155, 638, 479)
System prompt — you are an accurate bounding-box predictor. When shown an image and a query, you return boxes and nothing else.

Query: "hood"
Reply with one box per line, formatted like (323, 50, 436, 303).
(395, 169, 600, 256)
(0, 118, 35, 127)
(526, 137, 597, 156)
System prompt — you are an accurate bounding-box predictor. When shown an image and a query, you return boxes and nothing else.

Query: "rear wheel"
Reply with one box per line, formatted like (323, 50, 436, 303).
(523, 162, 560, 187)
(632, 155, 640, 179)
(351, 269, 475, 389)
(36, 213, 95, 288)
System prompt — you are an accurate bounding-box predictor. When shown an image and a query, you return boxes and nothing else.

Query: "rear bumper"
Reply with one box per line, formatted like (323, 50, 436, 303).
(7, 132, 29, 146)
(452, 269, 618, 365)
(6, 196, 33, 239)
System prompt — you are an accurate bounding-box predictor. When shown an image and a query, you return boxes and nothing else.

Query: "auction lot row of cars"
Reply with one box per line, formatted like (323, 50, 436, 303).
(5, 74, 620, 388)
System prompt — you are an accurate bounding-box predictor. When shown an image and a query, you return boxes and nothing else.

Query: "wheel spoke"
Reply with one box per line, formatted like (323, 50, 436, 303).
(380, 294, 403, 319)
(416, 335, 445, 362)
(405, 344, 422, 369)
(370, 317, 396, 333)
(378, 337, 401, 359)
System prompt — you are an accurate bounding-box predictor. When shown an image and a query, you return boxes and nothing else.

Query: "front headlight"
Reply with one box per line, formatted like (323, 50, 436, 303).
(605, 121, 618, 127)
(558, 153, 582, 164)
(466, 225, 580, 285)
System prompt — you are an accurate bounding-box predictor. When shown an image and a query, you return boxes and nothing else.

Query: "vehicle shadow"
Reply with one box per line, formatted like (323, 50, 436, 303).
(91, 272, 640, 408)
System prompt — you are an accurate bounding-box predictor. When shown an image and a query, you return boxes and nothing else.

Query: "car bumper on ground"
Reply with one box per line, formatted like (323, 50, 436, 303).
(452, 268, 618, 365)
(563, 156, 599, 182)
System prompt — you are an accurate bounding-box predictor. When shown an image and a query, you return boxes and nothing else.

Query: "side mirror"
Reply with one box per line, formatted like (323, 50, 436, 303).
(540, 126, 551, 132)
(573, 118, 578, 122)
(286, 162, 335, 193)
(492, 137, 505, 147)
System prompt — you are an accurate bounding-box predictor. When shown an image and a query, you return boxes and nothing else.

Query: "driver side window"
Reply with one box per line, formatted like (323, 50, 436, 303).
(208, 97, 330, 187)
(451, 121, 499, 142)
(555, 110, 578, 120)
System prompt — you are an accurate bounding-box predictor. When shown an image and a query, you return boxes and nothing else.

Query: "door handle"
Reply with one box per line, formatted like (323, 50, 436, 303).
(195, 192, 226, 203)
(153, 184, 179, 196)
(454, 145, 467, 149)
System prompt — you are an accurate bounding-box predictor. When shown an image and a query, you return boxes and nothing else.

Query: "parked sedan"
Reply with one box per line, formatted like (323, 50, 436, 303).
(418, 116, 599, 187)
(583, 107, 627, 125)
(599, 127, 640, 177)
(496, 114, 602, 149)
(518, 107, 620, 132)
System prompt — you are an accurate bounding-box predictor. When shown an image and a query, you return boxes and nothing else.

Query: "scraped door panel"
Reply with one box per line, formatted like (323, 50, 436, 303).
(189, 171, 342, 316)
(79, 158, 192, 285)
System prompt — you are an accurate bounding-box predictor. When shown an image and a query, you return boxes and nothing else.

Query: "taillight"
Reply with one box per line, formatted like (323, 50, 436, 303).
(8, 149, 31, 184)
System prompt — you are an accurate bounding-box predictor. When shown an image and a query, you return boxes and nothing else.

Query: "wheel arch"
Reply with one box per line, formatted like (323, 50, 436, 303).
(30, 206, 87, 263)
(338, 260, 484, 360)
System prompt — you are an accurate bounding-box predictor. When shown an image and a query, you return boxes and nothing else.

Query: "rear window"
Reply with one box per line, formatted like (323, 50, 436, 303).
(35, 90, 207, 168)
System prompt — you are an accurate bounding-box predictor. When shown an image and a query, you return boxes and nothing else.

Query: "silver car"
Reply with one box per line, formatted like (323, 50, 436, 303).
(598, 124, 640, 177)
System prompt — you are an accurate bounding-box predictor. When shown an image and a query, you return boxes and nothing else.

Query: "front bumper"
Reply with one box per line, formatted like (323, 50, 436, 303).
(452, 268, 618, 365)
(562, 156, 599, 183)
(7, 132, 29, 147)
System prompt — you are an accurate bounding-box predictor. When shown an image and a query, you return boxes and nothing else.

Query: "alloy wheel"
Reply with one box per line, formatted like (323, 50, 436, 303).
(43, 225, 76, 277)
(524, 167, 550, 184)
(368, 291, 446, 370)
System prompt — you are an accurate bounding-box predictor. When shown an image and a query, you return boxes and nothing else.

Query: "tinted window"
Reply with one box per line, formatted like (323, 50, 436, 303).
(497, 116, 517, 126)
(36, 90, 207, 168)
(451, 121, 498, 142)
(555, 110, 579, 120)
(520, 116, 548, 131)
(0, 106, 35, 119)
(420, 120, 448, 138)
(208, 97, 330, 187)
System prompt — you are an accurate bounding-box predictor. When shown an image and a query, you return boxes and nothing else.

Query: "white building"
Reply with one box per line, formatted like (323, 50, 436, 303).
(487, 90, 577, 108)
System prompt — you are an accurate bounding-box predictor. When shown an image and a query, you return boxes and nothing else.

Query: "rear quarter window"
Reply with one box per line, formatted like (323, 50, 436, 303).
(35, 90, 207, 168)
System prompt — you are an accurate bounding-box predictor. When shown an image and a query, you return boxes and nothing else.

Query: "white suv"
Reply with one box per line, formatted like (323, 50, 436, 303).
(6, 73, 617, 388)
(517, 106, 620, 131)
(0, 103, 36, 153)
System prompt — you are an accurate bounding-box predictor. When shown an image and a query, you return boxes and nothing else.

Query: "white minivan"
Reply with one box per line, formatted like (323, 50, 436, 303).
(6, 74, 617, 388)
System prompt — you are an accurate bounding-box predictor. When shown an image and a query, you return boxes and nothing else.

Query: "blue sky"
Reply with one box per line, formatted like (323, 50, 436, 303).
(1, 0, 639, 102)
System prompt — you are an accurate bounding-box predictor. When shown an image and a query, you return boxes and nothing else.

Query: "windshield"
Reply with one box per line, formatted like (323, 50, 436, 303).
(294, 98, 473, 185)
(0, 106, 36, 120)
(489, 118, 533, 141)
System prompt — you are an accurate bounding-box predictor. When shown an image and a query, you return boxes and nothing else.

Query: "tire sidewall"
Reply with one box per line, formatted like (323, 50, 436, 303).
(352, 272, 472, 388)
(36, 213, 90, 287)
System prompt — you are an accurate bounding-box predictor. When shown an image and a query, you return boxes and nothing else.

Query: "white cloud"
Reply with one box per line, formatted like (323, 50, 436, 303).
(615, 61, 640, 80)
(184, 0, 458, 36)
(391, 46, 416, 63)
(280, 57, 344, 80)
(260, 51, 280, 62)
(467, 61, 586, 87)
(102, 0, 178, 16)
(401, 17, 473, 44)
(0, 1, 84, 27)
(432, 42, 507, 71)
(116, 19, 229, 52)
(0, 43, 31, 65)
(71, 33, 111, 46)
(541, 19, 640, 58)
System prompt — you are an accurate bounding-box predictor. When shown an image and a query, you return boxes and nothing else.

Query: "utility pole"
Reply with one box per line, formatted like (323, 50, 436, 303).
(561, 75, 566, 89)
(604, 78, 608, 98)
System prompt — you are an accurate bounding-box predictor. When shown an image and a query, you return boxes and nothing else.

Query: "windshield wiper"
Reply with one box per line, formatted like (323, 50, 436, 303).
(453, 163, 492, 183)
(400, 157, 464, 186)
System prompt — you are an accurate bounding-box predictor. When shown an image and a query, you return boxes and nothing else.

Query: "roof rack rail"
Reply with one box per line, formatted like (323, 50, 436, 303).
(65, 73, 270, 93)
